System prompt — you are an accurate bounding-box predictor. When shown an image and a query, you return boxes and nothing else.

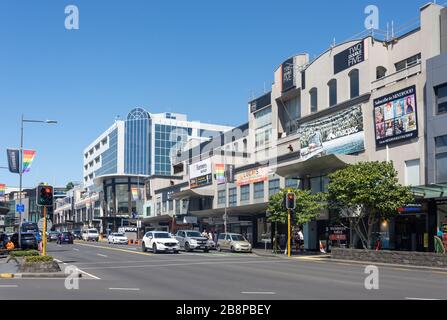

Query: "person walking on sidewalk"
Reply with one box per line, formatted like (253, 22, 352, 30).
(35, 232, 42, 253)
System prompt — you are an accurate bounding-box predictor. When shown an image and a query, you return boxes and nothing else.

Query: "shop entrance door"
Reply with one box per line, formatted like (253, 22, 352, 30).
(395, 214, 426, 251)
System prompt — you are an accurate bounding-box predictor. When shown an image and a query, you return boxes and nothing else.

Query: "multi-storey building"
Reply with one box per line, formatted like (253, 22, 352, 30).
(143, 3, 447, 252)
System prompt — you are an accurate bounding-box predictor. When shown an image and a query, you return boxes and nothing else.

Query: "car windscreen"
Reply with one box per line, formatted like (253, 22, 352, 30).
(186, 231, 202, 237)
(153, 233, 171, 239)
(115, 233, 125, 237)
(231, 235, 245, 241)
(62, 232, 71, 236)
(89, 230, 98, 233)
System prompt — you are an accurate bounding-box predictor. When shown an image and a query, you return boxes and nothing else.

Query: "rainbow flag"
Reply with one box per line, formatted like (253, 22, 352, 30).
(22, 150, 36, 173)
(131, 187, 140, 201)
(215, 163, 225, 185)
(0, 184, 5, 197)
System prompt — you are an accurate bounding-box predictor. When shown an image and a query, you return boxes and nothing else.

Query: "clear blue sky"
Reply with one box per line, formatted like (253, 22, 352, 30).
(0, 0, 429, 188)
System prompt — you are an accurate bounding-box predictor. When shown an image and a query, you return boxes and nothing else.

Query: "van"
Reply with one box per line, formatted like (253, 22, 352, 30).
(82, 228, 99, 241)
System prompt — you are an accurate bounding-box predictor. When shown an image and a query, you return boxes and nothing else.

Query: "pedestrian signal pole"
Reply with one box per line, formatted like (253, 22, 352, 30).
(285, 191, 296, 258)
(37, 185, 53, 257)
(43, 206, 47, 256)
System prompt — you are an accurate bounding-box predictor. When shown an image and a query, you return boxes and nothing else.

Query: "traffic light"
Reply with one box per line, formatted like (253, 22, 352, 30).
(37, 185, 53, 207)
(285, 192, 296, 210)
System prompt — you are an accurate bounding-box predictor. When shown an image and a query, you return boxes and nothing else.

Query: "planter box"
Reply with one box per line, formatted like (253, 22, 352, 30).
(331, 248, 447, 268)
(8, 257, 61, 273)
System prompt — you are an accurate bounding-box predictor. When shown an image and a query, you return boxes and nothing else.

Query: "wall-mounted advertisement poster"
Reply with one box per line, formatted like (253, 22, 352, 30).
(374, 85, 418, 147)
(281, 57, 295, 92)
(298, 105, 365, 161)
(189, 158, 212, 189)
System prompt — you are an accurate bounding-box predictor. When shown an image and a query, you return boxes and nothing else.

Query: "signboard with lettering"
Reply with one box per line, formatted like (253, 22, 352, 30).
(329, 226, 347, 241)
(7, 149, 20, 174)
(334, 40, 366, 74)
(281, 57, 295, 92)
(374, 85, 418, 147)
(189, 159, 212, 189)
(235, 167, 270, 186)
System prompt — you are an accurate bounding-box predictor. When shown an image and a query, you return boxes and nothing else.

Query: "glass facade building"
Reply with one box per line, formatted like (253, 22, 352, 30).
(125, 108, 151, 175)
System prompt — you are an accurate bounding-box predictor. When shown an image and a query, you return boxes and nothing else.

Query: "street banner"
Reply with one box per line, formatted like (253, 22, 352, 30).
(7, 149, 20, 173)
(22, 150, 36, 173)
(215, 163, 225, 185)
(236, 167, 269, 186)
(225, 164, 235, 183)
(131, 187, 140, 201)
(0, 184, 5, 202)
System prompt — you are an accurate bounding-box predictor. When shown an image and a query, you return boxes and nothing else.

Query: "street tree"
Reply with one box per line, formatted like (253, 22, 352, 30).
(66, 182, 75, 191)
(327, 161, 414, 249)
(267, 188, 325, 226)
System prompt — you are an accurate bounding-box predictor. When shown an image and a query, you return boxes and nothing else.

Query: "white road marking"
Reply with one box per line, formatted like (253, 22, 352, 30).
(109, 287, 140, 291)
(405, 297, 441, 300)
(54, 259, 67, 265)
(97, 254, 108, 258)
(73, 248, 79, 251)
(77, 269, 101, 280)
(241, 291, 276, 295)
(0, 285, 18, 288)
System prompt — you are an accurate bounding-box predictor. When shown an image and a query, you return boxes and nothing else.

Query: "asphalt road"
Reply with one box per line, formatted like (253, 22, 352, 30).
(0, 241, 446, 300)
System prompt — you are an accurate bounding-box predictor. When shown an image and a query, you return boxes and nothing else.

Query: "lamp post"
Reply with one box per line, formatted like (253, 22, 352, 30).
(18, 115, 57, 247)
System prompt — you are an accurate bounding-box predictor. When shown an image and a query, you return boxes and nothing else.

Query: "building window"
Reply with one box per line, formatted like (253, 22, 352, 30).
(328, 79, 337, 107)
(240, 185, 250, 201)
(218, 190, 226, 205)
(310, 176, 323, 194)
(309, 88, 318, 113)
(285, 178, 301, 189)
(268, 179, 280, 196)
(254, 182, 265, 199)
(435, 83, 447, 115)
(284, 96, 301, 135)
(228, 188, 237, 207)
(405, 159, 420, 186)
(395, 53, 421, 72)
(376, 66, 387, 79)
(436, 153, 447, 183)
(349, 69, 359, 99)
(254, 107, 272, 148)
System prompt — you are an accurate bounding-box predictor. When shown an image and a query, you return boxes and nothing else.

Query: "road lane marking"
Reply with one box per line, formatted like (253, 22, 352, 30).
(0, 285, 18, 288)
(109, 288, 140, 291)
(73, 248, 79, 251)
(405, 297, 441, 300)
(97, 254, 108, 258)
(241, 291, 276, 295)
(77, 269, 101, 280)
(75, 243, 153, 256)
(54, 259, 67, 265)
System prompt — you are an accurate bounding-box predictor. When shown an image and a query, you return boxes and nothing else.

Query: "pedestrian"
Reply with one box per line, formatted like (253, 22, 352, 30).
(35, 232, 42, 253)
(201, 229, 208, 238)
(298, 228, 304, 253)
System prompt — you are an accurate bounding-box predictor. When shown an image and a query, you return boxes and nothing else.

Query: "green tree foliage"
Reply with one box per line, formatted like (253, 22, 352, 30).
(327, 161, 414, 249)
(267, 188, 325, 226)
(66, 182, 75, 191)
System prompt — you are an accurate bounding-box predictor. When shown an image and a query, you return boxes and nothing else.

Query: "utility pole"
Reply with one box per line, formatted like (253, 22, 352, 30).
(287, 208, 291, 258)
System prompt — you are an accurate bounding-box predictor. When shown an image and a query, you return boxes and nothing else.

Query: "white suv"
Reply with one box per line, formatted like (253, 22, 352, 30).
(82, 228, 99, 241)
(142, 231, 180, 254)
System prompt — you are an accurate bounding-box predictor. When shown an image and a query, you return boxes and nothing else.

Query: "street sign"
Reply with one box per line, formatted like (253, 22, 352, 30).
(136, 220, 141, 228)
(16, 204, 25, 213)
(38, 218, 52, 231)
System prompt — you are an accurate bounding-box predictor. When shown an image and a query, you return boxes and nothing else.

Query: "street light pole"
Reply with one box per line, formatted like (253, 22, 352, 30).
(18, 115, 58, 248)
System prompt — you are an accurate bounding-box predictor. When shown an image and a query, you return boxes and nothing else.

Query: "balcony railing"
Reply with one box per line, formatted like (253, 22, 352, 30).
(371, 62, 422, 91)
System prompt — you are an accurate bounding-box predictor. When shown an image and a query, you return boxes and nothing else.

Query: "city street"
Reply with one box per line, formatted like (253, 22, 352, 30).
(0, 242, 446, 300)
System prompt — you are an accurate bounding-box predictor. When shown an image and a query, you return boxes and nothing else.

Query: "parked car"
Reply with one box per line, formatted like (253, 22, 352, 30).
(207, 239, 216, 250)
(108, 232, 128, 244)
(10, 232, 38, 250)
(72, 229, 82, 240)
(57, 232, 74, 244)
(216, 233, 252, 253)
(82, 228, 99, 241)
(48, 231, 60, 242)
(142, 231, 179, 253)
(175, 230, 211, 252)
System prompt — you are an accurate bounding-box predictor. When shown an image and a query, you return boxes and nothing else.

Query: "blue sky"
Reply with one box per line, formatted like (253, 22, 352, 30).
(0, 0, 430, 188)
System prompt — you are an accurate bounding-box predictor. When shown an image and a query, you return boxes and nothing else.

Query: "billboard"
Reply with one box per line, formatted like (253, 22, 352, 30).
(235, 167, 270, 186)
(281, 57, 295, 92)
(374, 85, 418, 147)
(298, 105, 365, 161)
(189, 159, 212, 189)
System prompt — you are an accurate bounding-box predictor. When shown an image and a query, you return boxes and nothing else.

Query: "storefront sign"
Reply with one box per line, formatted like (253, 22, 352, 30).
(397, 203, 422, 214)
(334, 40, 366, 74)
(281, 57, 295, 92)
(235, 167, 269, 186)
(329, 226, 347, 241)
(374, 85, 418, 147)
(189, 159, 212, 189)
(298, 105, 365, 161)
(183, 216, 197, 224)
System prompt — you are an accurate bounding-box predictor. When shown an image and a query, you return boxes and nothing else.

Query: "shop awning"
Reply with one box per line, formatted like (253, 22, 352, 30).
(169, 187, 214, 200)
(411, 183, 447, 199)
(142, 214, 173, 225)
(274, 154, 363, 177)
(190, 202, 268, 218)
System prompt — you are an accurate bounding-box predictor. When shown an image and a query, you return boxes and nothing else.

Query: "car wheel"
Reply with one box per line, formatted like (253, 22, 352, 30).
(174, 250, 179, 254)
(185, 242, 191, 252)
(216, 245, 221, 252)
(141, 242, 147, 252)
(230, 246, 235, 253)
(153, 243, 158, 254)
(204, 248, 209, 253)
